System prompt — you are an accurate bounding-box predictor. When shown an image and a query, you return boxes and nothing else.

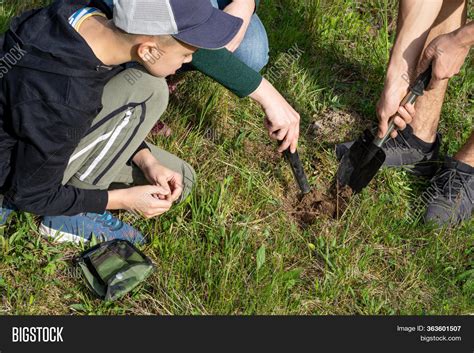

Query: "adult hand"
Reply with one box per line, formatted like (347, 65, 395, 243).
(224, 0, 255, 52)
(376, 81, 416, 139)
(250, 78, 300, 153)
(373, 0, 446, 139)
(418, 30, 471, 90)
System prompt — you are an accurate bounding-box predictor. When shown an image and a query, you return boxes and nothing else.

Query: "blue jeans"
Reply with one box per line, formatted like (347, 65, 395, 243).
(210, 0, 269, 72)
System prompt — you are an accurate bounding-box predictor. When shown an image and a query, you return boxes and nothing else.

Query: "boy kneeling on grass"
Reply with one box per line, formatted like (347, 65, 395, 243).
(0, 0, 244, 244)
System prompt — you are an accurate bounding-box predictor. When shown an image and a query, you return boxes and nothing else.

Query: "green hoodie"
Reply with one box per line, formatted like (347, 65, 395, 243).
(191, 0, 263, 98)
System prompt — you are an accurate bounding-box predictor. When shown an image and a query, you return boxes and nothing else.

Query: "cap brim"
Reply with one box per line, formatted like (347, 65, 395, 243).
(173, 8, 243, 50)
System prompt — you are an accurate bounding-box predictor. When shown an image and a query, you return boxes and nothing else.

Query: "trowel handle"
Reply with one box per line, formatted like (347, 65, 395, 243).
(375, 92, 414, 147)
(374, 65, 433, 147)
(283, 148, 311, 195)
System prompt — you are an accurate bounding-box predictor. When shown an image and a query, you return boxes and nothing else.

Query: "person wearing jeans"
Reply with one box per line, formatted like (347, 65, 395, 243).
(187, 0, 301, 154)
(209, 0, 269, 72)
(0, 0, 244, 243)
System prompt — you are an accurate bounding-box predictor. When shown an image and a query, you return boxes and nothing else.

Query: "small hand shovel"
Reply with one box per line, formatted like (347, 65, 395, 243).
(283, 148, 311, 195)
(337, 66, 432, 194)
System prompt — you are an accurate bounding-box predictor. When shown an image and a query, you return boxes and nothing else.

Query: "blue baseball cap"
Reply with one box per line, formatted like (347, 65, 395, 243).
(114, 0, 244, 50)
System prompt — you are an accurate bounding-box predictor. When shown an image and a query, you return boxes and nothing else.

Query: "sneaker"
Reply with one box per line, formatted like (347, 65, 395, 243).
(0, 195, 15, 226)
(424, 157, 474, 227)
(336, 125, 442, 177)
(39, 212, 146, 245)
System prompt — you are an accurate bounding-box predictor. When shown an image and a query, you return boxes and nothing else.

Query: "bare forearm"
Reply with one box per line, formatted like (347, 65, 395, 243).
(388, 0, 444, 80)
(249, 77, 275, 107)
(107, 189, 126, 210)
(132, 148, 157, 170)
(233, 0, 255, 12)
(249, 78, 301, 153)
(226, 0, 254, 24)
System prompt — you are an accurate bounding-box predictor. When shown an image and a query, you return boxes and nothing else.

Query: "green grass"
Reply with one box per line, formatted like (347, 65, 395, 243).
(0, 0, 472, 315)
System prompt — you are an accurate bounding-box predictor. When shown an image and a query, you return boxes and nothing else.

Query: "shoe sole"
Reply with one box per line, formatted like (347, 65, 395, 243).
(39, 224, 90, 245)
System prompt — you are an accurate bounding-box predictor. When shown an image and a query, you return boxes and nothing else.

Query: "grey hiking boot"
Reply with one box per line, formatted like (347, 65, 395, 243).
(336, 124, 442, 178)
(424, 157, 474, 227)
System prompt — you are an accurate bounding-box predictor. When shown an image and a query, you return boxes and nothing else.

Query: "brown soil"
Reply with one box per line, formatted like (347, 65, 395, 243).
(291, 182, 353, 227)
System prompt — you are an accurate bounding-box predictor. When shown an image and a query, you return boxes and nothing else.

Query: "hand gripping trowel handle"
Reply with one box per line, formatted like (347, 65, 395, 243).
(373, 65, 433, 148)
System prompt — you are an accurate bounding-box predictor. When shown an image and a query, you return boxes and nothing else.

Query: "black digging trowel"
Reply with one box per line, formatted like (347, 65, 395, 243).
(278, 139, 311, 195)
(337, 65, 432, 194)
(283, 147, 311, 195)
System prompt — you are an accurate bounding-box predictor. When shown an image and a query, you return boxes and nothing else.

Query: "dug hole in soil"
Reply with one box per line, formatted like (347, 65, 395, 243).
(288, 108, 364, 226)
(291, 182, 353, 227)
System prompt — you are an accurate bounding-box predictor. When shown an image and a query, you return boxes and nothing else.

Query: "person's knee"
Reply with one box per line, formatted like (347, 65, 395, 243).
(207, 1, 269, 72)
(250, 45, 269, 72)
(122, 68, 169, 107)
(125, 69, 170, 131)
(244, 42, 269, 72)
(179, 162, 197, 201)
(146, 75, 169, 122)
(235, 16, 269, 72)
(251, 17, 270, 71)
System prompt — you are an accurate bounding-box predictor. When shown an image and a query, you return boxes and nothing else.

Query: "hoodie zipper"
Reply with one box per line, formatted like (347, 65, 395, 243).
(78, 109, 133, 182)
(68, 129, 115, 165)
(69, 104, 140, 166)
(92, 102, 147, 185)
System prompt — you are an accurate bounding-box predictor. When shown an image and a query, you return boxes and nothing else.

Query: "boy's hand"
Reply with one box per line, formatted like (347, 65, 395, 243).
(132, 148, 183, 202)
(142, 161, 183, 203)
(108, 185, 173, 219)
(250, 78, 300, 153)
(224, 0, 255, 52)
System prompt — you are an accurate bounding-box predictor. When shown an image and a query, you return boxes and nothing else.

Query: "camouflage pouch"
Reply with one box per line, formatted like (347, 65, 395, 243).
(75, 239, 155, 301)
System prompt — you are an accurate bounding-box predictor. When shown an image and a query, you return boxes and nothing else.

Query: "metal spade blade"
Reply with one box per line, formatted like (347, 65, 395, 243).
(336, 66, 432, 193)
(337, 129, 386, 193)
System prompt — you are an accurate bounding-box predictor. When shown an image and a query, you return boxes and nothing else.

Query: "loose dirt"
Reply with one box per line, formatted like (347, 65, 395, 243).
(290, 182, 353, 227)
